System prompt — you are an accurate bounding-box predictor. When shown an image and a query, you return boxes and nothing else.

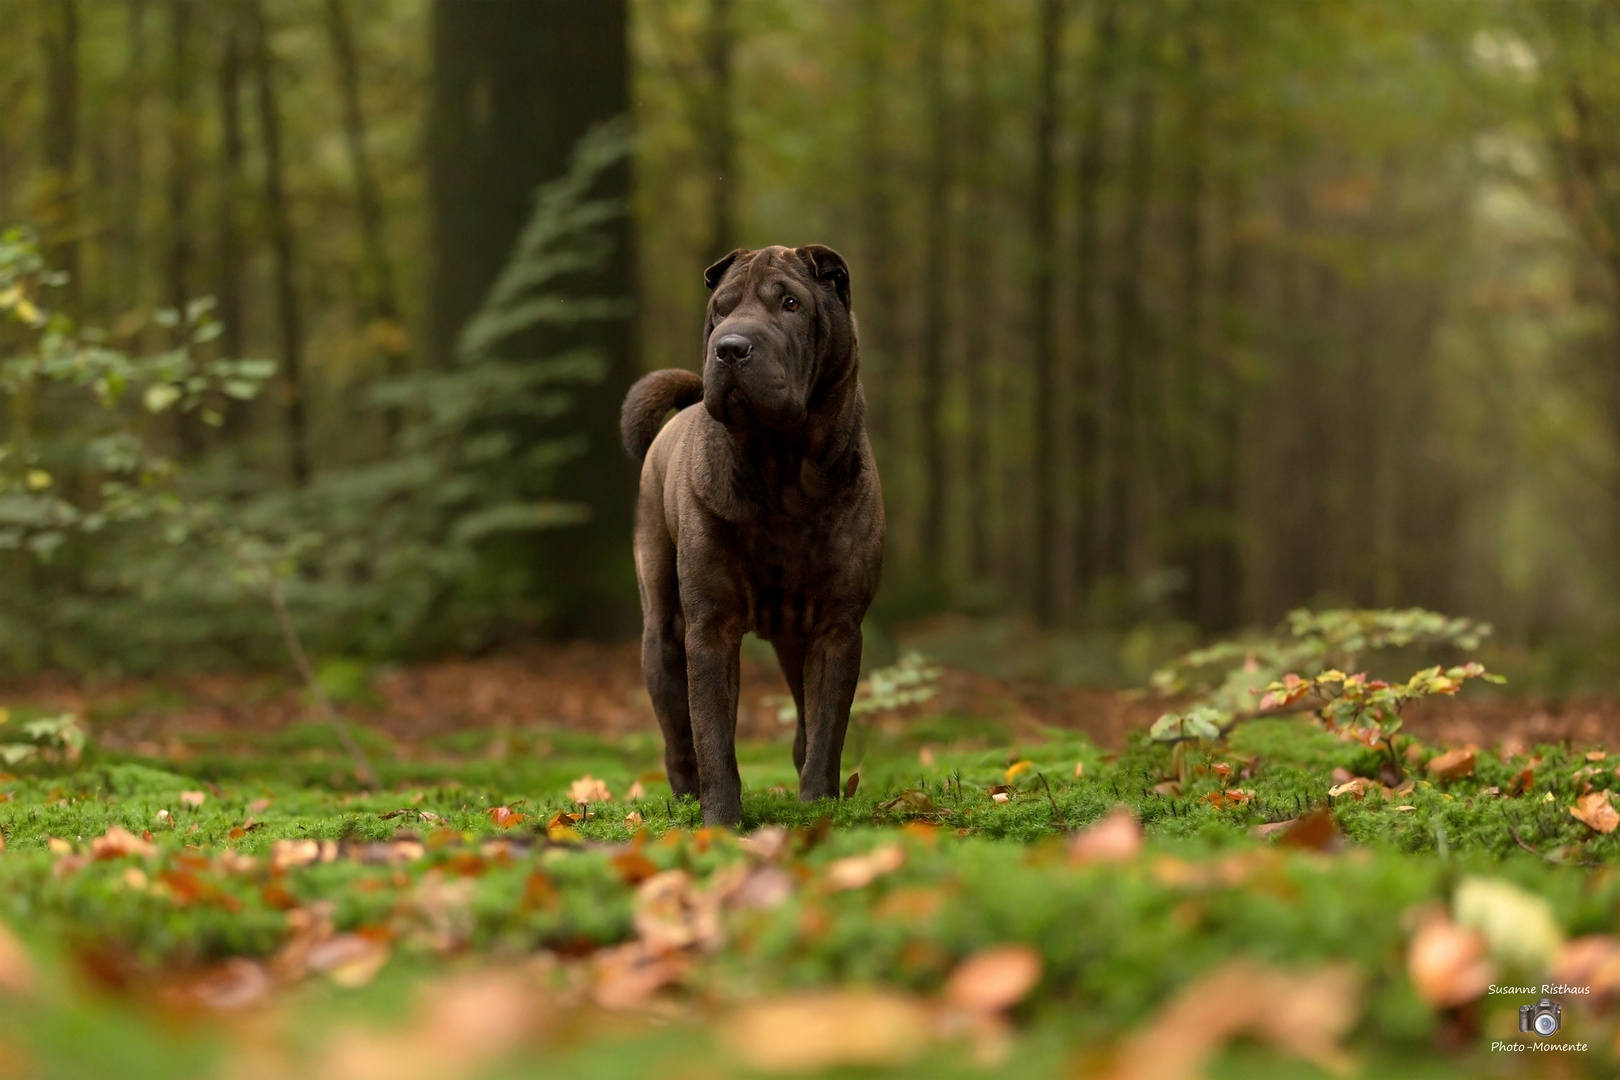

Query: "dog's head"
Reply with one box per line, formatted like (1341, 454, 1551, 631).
(700, 245, 854, 433)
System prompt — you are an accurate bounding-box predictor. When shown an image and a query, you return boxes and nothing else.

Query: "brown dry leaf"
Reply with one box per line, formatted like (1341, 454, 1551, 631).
(1151, 781, 1181, 798)
(1102, 961, 1359, 1080)
(1553, 936, 1620, 1003)
(1068, 807, 1142, 866)
(568, 775, 612, 804)
(1407, 911, 1493, 1008)
(91, 825, 156, 860)
(1073, 761, 1084, 778)
(624, 810, 644, 826)
(185, 957, 272, 1010)
(721, 991, 933, 1073)
(46, 837, 71, 855)
(1203, 788, 1254, 810)
(307, 934, 390, 989)
(1426, 748, 1475, 782)
(634, 870, 722, 952)
(919, 746, 936, 767)
(1588, 751, 1608, 762)
(844, 772, 861, 798)
(1276, 807, 1339, 851)
(0, 922, 35, 996)
(1571, 791, 1620, 834)
(1328, 777, 1378, 800)
(591, 941, 691, 1010)
(943, 945, 1042, 1014)
(824, 844, 905, 892)
(179, 790, 206, 808)
(271, 839, 321, 871)
(626, 780, 646, 800)
(738, 826, 789, 861)
(610, 850, 660, 886)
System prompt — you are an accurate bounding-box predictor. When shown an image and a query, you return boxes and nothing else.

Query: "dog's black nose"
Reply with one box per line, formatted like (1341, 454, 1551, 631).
(713, 334, 753, 364)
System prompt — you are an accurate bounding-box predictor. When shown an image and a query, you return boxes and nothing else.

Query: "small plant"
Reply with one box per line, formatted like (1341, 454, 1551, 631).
(1148, 608, 1503, 779)
(770, 652, 942, 725)
(0, 709, 86, 766)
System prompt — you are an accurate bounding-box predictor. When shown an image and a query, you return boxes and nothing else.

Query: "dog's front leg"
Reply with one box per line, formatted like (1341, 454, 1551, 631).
(684, 612, 745, 827)
(799, 621, 863, 802)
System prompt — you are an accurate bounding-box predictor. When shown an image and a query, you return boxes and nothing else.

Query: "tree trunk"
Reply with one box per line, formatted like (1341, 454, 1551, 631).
(1172, 15, 1208, 623)
(216, 8, 245, 366)
(116, 0, 149, 316)
(325, 0, 406, 440)
(703, 0, 736, 263)
(1030, 0, 1063, 622)
(248, 0, 310, 486)
(427, 0, 638, 638)
(165, 0, 195, 318)
(856, 0, 899, 458)
(1103, 78, 1156, 585)
(1072, 0, 1117, 609)
(918, 0, 951, 577)
(41, 0, 80, 312)
(961, 10, 994, 581)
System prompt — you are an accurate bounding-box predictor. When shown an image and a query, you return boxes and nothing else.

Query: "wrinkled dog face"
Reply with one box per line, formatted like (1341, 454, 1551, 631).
(701, 245, 851, 432)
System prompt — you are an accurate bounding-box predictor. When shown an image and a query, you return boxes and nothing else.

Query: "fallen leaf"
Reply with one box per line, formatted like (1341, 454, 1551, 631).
(1553, 936, 1620, 1003)
(1426, 748, 1475, 782)
(1004, 760, 1033, 783)
(738, 826, 789, 861)
(1571, 791, 1620, 834)
(184, 957, 272, 1010)
(626, 780, 646, 800)
(1275, 807, 1339, 851)
(487, 806, 526, 829)
(1588, 751, 1608, 762)
(878, 789, 940, 816)
(844, 772, 860, 798)
(91, 826, 156, 860)
(1068, 807, 1142, 866)
(1407, 911, 1493, 1008)
(1102, 961, 1360, 1080)
(271, 839, 321, 870)
(1073, 761, 1084, 778)
(591, 941, 691, 1009)
(179, 791, 206, 808)
(990, 792, 1010, 804)
(1328, 777, 1378, 800)
(1152, 781, 1182, 798)
(46, 838, 71, 855)
(724, 866, 798, 911)
(611, 850, 660, 886)
(306, 934, 390, 988)
(1203, 788, 1254, 810)
(635, 870, 722, 952)
(247, 798, 272, 814)
(721, 991, 932, 1072)
(624, 810, 644, 826)
(824, 845, 905, 892)
(919, 747, 936, 767)
(0, 922, 35, 995)
(568, 775, 612, 804)
(943, 945, 1042, 1013)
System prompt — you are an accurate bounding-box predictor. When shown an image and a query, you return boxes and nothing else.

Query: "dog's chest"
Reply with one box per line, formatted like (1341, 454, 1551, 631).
(735, 507, 839, 639)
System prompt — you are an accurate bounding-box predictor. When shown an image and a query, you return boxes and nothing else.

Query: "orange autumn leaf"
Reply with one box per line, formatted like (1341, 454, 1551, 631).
(487, 806, 526, 829)
(943, 945, 1042, 1013)
(90, 825, 156, 860)
(1571, 791, 1620, 834)
(1068, 807, 1142, 866)
(1426, 748, 1475, 782)
(721, 991, 932, 1073)
(824, 845, 905, 891)
(1407, 912, 1493, 1008)
(568, 775, 612, 804)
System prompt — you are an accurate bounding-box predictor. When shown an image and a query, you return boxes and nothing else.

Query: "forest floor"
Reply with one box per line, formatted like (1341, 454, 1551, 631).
(0, 642, 1618, 1078)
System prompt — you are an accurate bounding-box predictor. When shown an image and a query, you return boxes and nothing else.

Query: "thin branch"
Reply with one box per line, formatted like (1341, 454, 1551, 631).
(267, 576, 379, 791)
(1506, 820, 1603, 870)
(1036, 771, 1067, 830)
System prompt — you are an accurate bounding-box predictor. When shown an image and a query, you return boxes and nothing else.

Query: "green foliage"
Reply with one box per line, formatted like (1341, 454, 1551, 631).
(0, 709, 85, 767)
(1148, 610, 1502, 777)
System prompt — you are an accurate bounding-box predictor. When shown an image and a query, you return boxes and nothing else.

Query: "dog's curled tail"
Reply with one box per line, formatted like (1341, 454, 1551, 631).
(621, 369, 704, 461)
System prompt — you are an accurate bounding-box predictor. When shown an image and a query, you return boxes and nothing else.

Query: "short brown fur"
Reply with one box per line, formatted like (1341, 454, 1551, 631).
(620, 244, 884, 827)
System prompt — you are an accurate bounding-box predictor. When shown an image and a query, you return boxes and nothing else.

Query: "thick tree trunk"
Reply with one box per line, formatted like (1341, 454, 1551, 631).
(325, 0, 406, 440)
(918, 0, 951, 576)
(1173, 17, 1208, 623)
(703, 0, 736, 263)
(1030, 0, 1063, 622)
(248, 0, 310, 486)
(165, 0, 195, 318)
(1072, 0, 1116, 609)
(427, 0, 637, 638)
(41, 0, 80, 312)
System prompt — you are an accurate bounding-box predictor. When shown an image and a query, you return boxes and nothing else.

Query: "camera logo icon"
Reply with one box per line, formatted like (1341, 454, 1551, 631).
(1519, 998, 1561, 1038)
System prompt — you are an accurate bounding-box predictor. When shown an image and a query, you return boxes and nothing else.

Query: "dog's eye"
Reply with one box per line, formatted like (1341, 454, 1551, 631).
(782, 295, 799, 312)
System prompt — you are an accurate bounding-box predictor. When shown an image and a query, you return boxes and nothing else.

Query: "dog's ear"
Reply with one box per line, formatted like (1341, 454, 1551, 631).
(797, 244, 851, 307)
(704, 248, 750, 290)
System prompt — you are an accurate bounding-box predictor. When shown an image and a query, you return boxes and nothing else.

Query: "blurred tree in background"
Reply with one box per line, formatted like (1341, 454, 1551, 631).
(1, 0, 1619, 683)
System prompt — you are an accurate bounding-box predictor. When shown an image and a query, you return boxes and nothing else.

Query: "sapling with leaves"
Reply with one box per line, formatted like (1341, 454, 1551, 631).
(1148, 608, 1504, 782)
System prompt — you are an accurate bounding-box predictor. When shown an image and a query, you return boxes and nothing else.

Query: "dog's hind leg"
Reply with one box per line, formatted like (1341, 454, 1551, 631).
(799, 622, 863, 802)
(771, 637, 809, 776)
(638, 535, 699, 800)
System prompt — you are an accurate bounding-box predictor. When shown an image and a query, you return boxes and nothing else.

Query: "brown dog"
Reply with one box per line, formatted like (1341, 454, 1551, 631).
(619, 245, 884, 827)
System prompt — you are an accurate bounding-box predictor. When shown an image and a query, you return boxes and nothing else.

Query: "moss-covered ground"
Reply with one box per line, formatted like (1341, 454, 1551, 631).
(0, 702, 1614, 1078)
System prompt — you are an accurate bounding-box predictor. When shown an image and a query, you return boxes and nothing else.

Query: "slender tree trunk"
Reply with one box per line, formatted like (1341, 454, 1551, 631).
(1030, 0, 1063, 622)
(703, 0, 736, 262)
(41, 0, 80, 312)
(1196, 175, 1246, 632)
(166, 0, 195, 317)
(116, 0, 149, 317)
(249, 0, 310, 486)
(856, 0, 898, 457)
(325, 0, 406, 440)
(216, 9, 245, 365)
(1072, 0, 1116, 608)
(1103, 80, 1156, 583)
(961, 13, 994, 581)
(1173, 16, 1208, 622)
(918, 0, 951, 576)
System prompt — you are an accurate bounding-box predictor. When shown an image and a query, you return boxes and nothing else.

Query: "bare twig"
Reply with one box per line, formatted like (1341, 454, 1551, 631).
(1506, 820, 1603, 870)
(1036, 771, 1067, 830)
(267, 576, 379, 791)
